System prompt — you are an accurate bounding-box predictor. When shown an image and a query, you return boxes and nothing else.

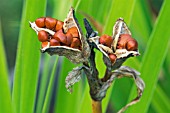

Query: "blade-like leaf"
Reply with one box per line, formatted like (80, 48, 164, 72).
(151, 85, 170, 113)
(126, 0, 170, 112)
(12, 0, 46, 113)
(42, 57, 59, 113)
(0, 20, 13, 113)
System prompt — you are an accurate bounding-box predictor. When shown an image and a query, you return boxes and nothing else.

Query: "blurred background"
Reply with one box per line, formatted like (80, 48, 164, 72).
(1, 0, 170, 113)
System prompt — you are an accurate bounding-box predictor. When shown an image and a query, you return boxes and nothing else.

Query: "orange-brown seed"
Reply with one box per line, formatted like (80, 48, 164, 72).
(50, 39, 60, 46)
(67, 27, 79, 38)
(108, 54, 117, 63)
(66, 33, 73, 46)
(45, 17, 57, 30)
(70, 38, 81, 48)
(99, 34, 113, 48)
(41, 41, 48, 48)
(35, 17, 45, 28)
(117, 34, 138, 51)
(55, 20, 64, 31)
(38, 30, 48, 42)
(126, 40, 138, 51)
(53, 30, 67, 44)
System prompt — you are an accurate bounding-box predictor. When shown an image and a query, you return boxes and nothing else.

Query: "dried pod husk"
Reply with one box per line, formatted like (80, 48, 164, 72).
(89, 18, 140, 70)
(30, 8, 90, 64)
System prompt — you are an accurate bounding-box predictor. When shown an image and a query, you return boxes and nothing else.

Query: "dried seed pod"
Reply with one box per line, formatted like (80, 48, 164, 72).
(30, 8, 90, 64)
(35, 17, 45, 28)
(99, 34, 113, 48)
(71, 38, 81, 48)
(55, 20, 64, 31)
(45, 17, 57, 30)
(117, 34, 138, 51)
(41, 41, 48, 48)
(50, 39, 60, 46)
(66, 33, 73, 46)
(67, 27, 79, 38)
(112, 18, 132, 51)
(108, 53, 117, 63)
(53, 30, 67, 44)
(38, 30, 48, 42)
(88, 18, 140, 70)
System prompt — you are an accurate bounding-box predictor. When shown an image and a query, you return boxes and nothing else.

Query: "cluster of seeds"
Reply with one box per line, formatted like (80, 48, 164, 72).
(99, 34, 138, 63)
(35, 17, 81, 50)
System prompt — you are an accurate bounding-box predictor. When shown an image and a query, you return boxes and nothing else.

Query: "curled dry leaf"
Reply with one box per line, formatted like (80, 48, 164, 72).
(113, 66, 145, 113)
(65, 66, 83, 93)
(29, 8, 90, 64)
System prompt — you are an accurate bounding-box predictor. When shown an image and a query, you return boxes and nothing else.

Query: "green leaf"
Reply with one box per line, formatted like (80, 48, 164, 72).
(126, 0, 170, 112)
(42, 57, 59, 113)
(35, 55, 51, 113)
(12, 0, 47, 113)
(151, 85, 170, 113)
(0, 20, 13, 113)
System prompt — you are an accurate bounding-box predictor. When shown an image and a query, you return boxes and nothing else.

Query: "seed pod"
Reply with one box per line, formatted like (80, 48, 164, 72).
(88, 18, 140, 70)
(45, 17, 57, 30)
(41, 41, 48, 48)
(30, 8, 90, 64)
(67, 27, 79, 38)
(108, 54, 117, 63)
(71, 38, 81, 48)
(53, 30, 67, 44)
(35, 17, 45, 28)
(99, 34, 113, 48)
(66, 33, 73, 46)
(50, 39, 60, 46)
(55, 20, 64, 31)
(38, 30, 48, 42)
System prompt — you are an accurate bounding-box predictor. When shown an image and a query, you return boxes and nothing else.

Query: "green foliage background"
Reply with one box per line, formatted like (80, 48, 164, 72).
(0, 0, 170, 113)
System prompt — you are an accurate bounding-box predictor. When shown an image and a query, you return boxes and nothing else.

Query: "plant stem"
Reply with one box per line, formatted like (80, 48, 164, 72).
(92, 100, 102, 113)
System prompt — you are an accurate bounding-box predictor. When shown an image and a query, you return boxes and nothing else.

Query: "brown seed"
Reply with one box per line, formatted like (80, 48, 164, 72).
(41, 41, 48, 48)
(66, 33, 73, 46)
(45, 17, 57, 30)
(67, 27, 79, 38)
(70, 38, 81, 48)
(35, 17, 45, 28)
(117, 34, 138, 51)
(126, 40, 138, 51)
(55, 20, 64, 31)
(38, 30, 48, 42)
(99, 34, 113, 48)
(50, 39, 60, 46)
(108, 53, 117, 63)
(53, 30, 67, 44)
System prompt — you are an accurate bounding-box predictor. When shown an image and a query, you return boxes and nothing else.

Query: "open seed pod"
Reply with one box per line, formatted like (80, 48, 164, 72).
(89, 18, 139, 70)
(30, 8, 90, 64)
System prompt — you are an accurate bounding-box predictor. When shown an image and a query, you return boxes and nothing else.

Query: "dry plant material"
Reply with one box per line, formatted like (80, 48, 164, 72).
(30, 8, 145, 113)
(30, 8, 90, 64)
